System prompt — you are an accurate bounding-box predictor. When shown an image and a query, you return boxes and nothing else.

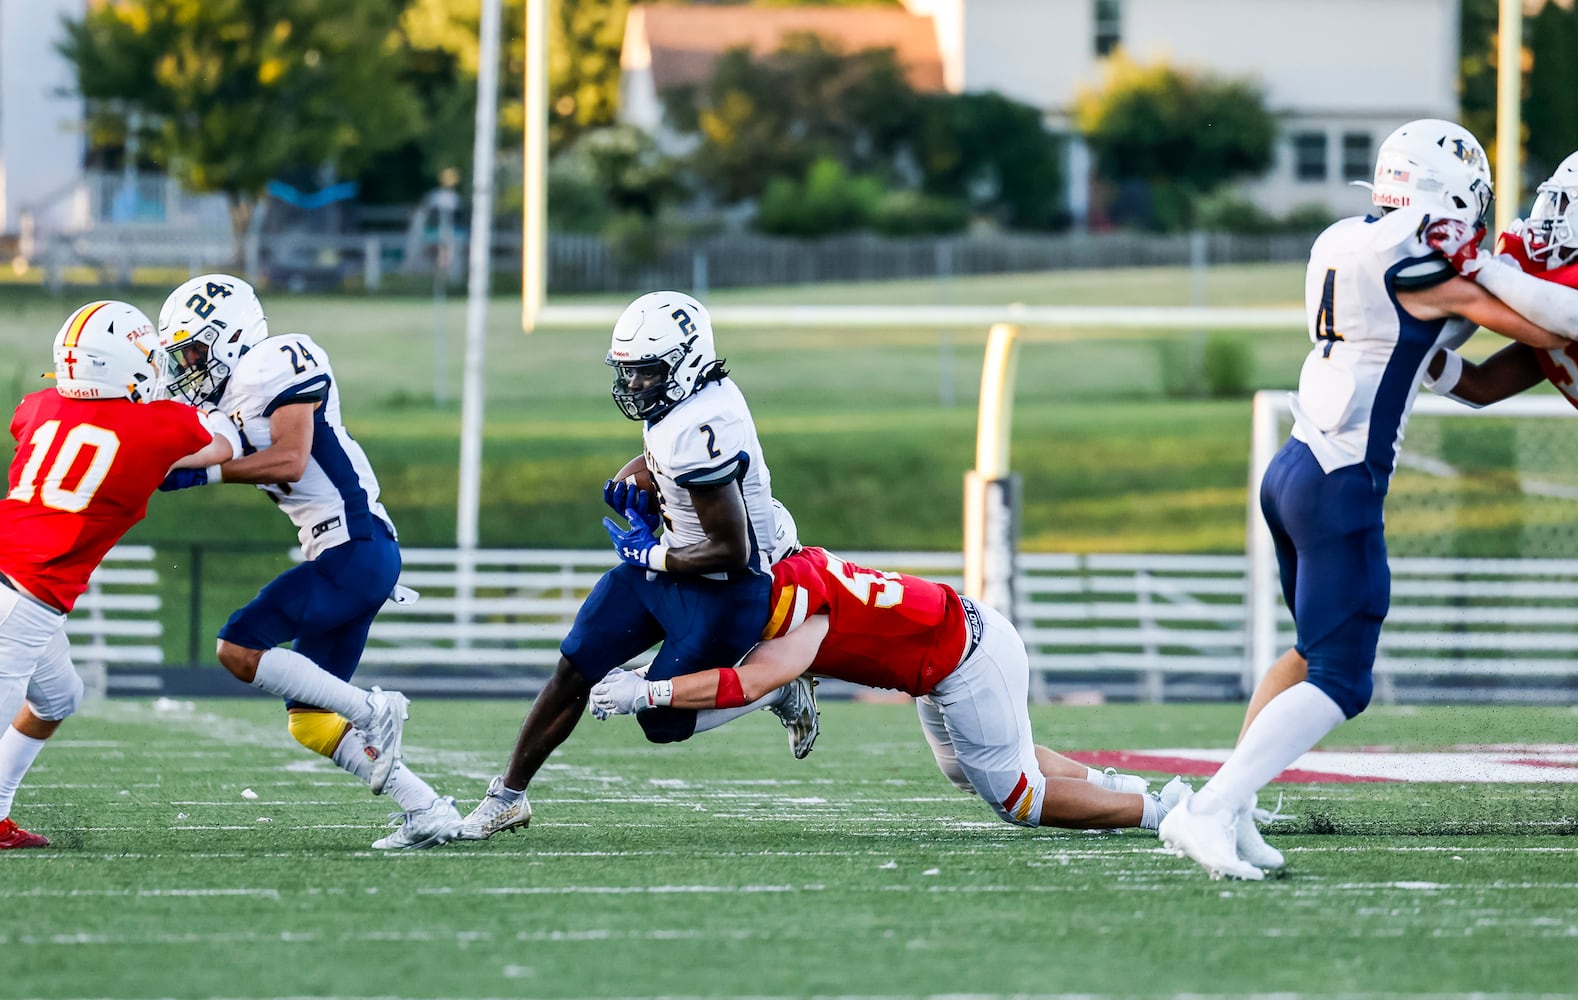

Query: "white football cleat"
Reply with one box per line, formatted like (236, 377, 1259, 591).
(768, 675, 819, 759)
(372, 795, 462, 850)
(1100, 766, 1150, 795)
(458, 775, 533, 840)
(361, 687, 409, 796)
(1158, 794, 1265, 881)
(1151, 776, 1192, 825)
(1236, 797, 1286, 870)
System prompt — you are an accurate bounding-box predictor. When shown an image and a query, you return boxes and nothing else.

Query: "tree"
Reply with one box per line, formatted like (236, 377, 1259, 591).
(59, 0, 421, 252)
(913, 91, 1063, 230)
(1525, 1, 1578, 180)
(663, 32, 920, 203)
(1074, 54, 1275, 230)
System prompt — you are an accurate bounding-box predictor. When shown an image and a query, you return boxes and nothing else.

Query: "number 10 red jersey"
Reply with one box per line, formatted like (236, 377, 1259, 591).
(0, 389, 209, 612)
(763, 546, 967, 696)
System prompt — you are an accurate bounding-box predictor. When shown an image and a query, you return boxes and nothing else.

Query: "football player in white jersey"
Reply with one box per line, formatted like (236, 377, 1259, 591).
(1160, 121, 1578, 880)
(155, 274, 461, 850)
(459, 291, 816, 841)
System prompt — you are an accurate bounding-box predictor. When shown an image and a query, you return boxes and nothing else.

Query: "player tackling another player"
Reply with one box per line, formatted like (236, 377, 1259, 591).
(1160, 119, 1578, 880)
(591, 501, 1185, 835)
(0, 302, 236, 849)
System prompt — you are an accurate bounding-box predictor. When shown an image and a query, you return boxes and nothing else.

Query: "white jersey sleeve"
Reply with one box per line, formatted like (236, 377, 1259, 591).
(641, 377, 775, 577)
(1289, 208, 1474, 492)
(217, 334, 395, 559)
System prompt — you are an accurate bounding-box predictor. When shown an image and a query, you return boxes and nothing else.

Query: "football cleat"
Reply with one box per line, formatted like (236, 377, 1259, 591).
(1151, 776, 1192, 825)
(768, 675, 819, 759)
(371, 796, 463, 850)
(1100, 766, 1150, 795)
(360, 686, 410, 796)
(458, 776, 532, 840)
(0, 817, 49, 849)
(1158, 793, 1265, 881)
(1236, 796, 1287, 871)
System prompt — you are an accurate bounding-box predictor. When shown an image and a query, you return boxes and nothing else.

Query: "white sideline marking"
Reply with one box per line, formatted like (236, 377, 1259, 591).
(1140, 746, 1578, 783)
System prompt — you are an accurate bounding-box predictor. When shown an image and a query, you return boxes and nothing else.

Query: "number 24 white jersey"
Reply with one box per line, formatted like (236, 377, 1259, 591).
(642, 377, 774, 578)
(213, 334, 395, 560)
(1291, 206, 1476, 492)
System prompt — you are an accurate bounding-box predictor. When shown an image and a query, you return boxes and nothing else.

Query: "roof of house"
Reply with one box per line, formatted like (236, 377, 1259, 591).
(622, 4, 946, 94)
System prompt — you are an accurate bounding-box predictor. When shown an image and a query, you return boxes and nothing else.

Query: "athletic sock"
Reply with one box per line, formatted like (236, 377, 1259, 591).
(1140, 792, 1161, 831)
(332, 729, 438, 813)
(0, 727, 47, 819)
(1084, 766, 1108, 787)
(251, 648, 373, 727)
(692, 690, 782, 734)
(1191, 681, 1346, 816)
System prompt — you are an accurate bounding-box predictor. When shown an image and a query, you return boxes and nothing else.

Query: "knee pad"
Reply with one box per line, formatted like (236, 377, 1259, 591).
(987, 770, 1044, 829)
(288, 710, 351, 758)
(27, 671, 83, 723)
(1305, 659, 1374, 719)
(636, 707, 697, 744)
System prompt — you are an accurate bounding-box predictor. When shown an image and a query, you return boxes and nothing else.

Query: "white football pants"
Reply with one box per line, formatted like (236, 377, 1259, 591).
(915, 602, 1044, 827)
(0, 585, 81, 725)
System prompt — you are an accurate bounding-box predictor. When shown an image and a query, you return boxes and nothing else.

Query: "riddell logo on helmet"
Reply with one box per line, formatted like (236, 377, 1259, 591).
(1375, 192, 1412, 207)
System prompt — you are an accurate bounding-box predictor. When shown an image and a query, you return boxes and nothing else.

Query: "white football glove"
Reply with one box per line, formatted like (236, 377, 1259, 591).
(589, 668, 652, 718)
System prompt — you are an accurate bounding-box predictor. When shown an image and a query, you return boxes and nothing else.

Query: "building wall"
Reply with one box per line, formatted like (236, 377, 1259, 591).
(909, 0, 1460, 220)
(1, 0, 88, 234)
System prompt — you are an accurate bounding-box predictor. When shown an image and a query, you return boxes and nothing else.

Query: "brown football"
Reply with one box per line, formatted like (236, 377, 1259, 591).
(614, 453, 657, 495)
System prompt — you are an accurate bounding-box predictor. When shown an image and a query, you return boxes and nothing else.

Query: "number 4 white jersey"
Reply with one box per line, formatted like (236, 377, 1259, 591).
(1291, 206, 1477, 492)
(642, 376, 774, 577)
(214, 334, 394, 560)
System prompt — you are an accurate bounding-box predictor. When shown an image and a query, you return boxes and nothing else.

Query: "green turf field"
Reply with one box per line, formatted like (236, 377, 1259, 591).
(5, 699, 1576, 999)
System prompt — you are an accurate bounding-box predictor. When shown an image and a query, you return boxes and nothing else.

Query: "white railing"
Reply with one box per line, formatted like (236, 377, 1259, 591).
(351, 548, 1578, 701)
(66, 545, 163, 667)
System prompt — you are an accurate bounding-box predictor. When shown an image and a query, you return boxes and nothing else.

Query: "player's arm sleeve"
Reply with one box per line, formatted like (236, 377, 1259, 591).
(261, 373, 331, 416)
(199, 408, 242, 456)
(667, 415, 750, 488)
(1474, 256, 1578, 340)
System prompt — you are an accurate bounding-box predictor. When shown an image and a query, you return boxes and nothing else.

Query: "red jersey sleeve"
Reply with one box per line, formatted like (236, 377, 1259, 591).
(1506, 241, 1578, 408)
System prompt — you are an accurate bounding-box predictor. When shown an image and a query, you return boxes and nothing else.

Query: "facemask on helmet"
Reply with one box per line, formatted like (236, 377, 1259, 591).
(52, 300, 163, 403)
(1364, 119, 1493, 225)
(606, 291, 719, 422)
(157, 273, 269, 405)
(770, 498, 800, 563)
(1527, 151, 1578, 269)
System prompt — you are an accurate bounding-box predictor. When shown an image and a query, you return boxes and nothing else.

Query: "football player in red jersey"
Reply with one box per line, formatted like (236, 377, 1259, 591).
(590, 502, 1188, 834)
(0, 301, 237, 849)
(1414, 152, 1578, 406)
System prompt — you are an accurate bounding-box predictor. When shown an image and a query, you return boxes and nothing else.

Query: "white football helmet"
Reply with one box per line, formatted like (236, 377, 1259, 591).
(157, 273, 270, 404)
(606, 291, 719, 421)
(1366, 119, 1493, 223)
(770, 498, 800, 563)
(52, 300, 163, 402)
(1526, 151, 1578, 268)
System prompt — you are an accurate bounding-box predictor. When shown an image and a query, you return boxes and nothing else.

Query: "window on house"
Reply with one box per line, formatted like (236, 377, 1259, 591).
(1342, 132, 1372, 182)
(1293, 131, 1329, 182)
(1094, 0, 1122, 56)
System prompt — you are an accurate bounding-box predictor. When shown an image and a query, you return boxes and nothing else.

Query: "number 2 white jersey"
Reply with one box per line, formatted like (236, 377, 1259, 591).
(214, 334, 395, 560)
(1291, 206, 1477, 492)
(642, 376, 774, 578)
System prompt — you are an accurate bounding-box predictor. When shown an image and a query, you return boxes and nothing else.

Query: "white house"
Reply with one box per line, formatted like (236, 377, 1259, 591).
(901, 0, 1461, 223)
(0, 0, 90, 236)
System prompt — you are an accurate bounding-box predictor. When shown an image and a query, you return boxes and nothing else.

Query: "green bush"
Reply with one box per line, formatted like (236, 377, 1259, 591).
(1281, 202, 1335, 233)
(1202, 333, 1252, 397)
(754, 158, 883, 236)
(1195, 191, 1278, 235)
(870, 191, 970, 235)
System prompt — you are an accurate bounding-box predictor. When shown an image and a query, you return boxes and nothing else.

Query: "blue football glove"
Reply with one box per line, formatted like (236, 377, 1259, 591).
(603, 479, 661, 531)
(603, 508, 668, 571)
(158, 468, 211, 492)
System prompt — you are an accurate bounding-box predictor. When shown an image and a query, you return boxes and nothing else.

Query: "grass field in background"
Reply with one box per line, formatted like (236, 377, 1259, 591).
(4, 699, 1576, 999)
(0, 264, 1564, 560)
